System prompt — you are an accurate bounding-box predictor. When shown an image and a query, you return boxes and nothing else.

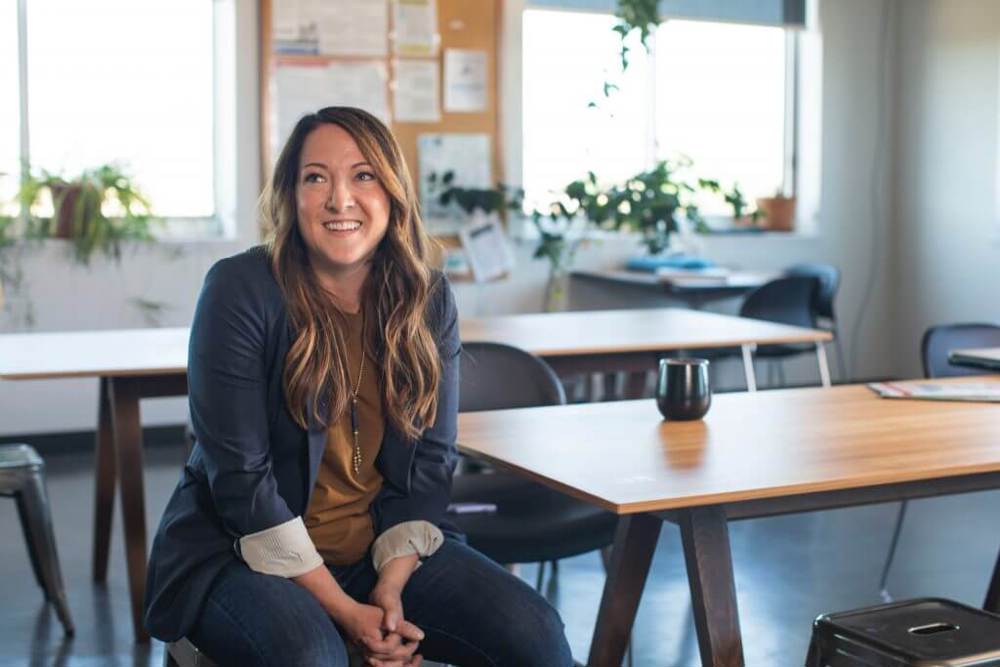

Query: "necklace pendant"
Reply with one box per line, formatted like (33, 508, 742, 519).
(351, 396, 361, 474)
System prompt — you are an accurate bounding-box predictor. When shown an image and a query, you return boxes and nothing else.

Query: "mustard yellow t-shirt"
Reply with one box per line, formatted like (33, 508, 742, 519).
(304, 309, 385, 565)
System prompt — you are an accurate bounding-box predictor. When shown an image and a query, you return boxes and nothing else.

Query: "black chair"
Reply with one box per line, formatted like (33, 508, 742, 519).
(878, 323, 1000, 598)
(786, 263, 847, 382)
(704, 275, 821, 388)
(0, 444, 74, 636)
(450, 342, 619, 587)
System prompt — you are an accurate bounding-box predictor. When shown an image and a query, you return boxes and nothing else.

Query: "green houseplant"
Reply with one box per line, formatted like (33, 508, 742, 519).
(543, 160, 705, 256)
(18, 164, 157, 265)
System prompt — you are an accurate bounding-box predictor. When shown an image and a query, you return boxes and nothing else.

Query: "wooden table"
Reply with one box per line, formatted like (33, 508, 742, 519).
(0, 309, 830, 641)
(950, 347, 1000, 372)
(571, 269, 775, 309)
(457, 379, 1000, 667)
(462, 307, 833, 392)
(0, 328, 189, 641)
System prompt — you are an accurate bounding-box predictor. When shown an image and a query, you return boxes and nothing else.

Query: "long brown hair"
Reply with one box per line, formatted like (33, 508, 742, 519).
(261, 107, 440, 441)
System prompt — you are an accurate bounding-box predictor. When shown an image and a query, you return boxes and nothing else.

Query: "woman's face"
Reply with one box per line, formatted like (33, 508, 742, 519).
(295, 123, 391, 283)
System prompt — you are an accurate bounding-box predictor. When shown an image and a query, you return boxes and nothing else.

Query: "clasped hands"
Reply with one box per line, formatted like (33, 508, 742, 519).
(341, 579, 423, 667)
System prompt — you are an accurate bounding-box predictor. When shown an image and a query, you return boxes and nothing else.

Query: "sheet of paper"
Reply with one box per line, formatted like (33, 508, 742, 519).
(274, 65, 329, 150)
(273, 62, 389, 156)
(272, 0, 319, 54)
(325, 62, 390, 124)
(417, 133, 491, 223)
(392, 0, 439, 56)
(443, 48, 488, 112)
(460, 213, 515, 283)
(316, 0, 388, 56)
(393, 59, 440, 123)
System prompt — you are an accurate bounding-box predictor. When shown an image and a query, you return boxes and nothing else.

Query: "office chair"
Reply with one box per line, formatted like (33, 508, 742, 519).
(450, 342, 619, 590)
(701, 276, 821, 388)
(785, 263, 847, 382)
(878, 322, 1000, 599)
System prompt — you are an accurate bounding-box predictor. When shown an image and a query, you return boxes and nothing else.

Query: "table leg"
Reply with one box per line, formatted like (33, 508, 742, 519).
(92, 376, 116, 583)
(109, 377, 150, 643)
(587, 514, 661, 667)
(679, 506, 744, 667)
(815, 342, 832, 388)
(740, 344, 757, 392)
(985, 544, 1000, 613)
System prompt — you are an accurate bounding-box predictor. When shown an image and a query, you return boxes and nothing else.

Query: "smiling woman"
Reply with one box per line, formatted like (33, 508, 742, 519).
(144, 107, 574, 667)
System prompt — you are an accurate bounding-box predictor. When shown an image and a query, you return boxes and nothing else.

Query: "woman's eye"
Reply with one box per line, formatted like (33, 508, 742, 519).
(303, 172, 324, 183)
(356, 171, 376, 182)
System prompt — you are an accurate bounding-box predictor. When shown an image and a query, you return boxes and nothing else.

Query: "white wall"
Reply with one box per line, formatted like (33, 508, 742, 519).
(1, 0, 903, 436)
(893, 0, 1000, 377)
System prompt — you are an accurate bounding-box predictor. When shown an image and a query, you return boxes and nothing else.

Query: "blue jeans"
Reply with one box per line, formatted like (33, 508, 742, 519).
(188, 538, 574, 667)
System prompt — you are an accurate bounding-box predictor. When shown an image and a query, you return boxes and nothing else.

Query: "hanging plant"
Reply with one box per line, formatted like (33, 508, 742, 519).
(613, 0, 660, 72)
(592, 0, 660, 106)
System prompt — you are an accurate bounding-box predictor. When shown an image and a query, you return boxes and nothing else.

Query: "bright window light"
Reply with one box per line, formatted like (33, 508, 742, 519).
(25, 0, 214, 218)
(0, 0, 19, 205)
(655, 20, 787, 213)
(522, 9, 650, 211)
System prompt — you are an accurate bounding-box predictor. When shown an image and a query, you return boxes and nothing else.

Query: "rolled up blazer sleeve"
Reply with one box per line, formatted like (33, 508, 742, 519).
(188, 258, 321, 577)
(371, 276, 460, 562)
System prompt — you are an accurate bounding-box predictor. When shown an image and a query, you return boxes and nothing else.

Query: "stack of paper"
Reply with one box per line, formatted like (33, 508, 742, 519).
(655, 267, 731, 286)
(867, 381, 1000, 403)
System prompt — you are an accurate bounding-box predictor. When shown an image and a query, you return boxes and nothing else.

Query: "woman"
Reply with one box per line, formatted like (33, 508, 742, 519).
(144, 107, 573, 667)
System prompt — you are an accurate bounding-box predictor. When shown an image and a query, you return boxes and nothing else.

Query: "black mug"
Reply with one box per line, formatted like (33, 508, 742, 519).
(656, 358, 711, 421)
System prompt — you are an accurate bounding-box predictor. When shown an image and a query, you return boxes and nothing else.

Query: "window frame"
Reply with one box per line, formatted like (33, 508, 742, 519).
(9, 0, 236, 240)
(517, 5, 802, 229)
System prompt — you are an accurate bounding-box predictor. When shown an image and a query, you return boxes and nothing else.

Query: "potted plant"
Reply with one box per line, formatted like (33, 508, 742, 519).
(18, 164, 157, 265)
(699, 180, 765, 228)
(755, 193, 796, 232)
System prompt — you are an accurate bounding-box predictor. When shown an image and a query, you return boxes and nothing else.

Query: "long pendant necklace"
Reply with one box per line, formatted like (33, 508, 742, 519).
(349, 317, 366, 475)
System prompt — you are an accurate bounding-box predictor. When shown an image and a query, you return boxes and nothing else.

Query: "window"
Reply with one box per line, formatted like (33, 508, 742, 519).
(10, 0, 218, 223)
(522, 8, 796, 219)
(0, 0, 19, 206)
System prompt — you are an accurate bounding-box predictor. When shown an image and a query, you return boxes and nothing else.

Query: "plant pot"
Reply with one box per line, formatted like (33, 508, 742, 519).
(755, 196, 796, 232)
(48, 183, 83, 239)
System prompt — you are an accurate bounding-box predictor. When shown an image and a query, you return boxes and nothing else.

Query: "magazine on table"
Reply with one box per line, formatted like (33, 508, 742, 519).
(867, 380, 1000, 403)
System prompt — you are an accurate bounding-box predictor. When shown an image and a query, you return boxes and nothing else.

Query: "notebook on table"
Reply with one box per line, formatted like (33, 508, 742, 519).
(867, 380, 1000, 403)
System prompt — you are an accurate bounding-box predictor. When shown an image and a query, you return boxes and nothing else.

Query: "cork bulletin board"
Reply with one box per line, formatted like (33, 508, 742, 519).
(258, 0, 503, 241)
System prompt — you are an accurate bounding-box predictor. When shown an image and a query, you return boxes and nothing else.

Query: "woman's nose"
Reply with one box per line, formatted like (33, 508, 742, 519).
(326, 181, 355, 211)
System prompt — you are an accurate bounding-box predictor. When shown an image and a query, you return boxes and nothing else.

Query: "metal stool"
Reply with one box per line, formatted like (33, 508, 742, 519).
(806, 598, 1000, 666)
(163, 638, 218, 667)
(0, 444, 74, 636)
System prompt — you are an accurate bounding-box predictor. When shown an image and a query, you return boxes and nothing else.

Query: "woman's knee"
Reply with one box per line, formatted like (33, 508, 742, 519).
(192, 564, 350, 667)
(500, 592, 573, 667)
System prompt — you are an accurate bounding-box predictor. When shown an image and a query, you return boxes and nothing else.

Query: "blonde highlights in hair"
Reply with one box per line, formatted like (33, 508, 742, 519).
(261, 107, 440, 441)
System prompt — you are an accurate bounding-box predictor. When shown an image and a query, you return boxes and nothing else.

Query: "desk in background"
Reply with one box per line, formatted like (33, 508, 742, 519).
(461, 307, 833, 393)
(571, 268, 776, 310)
(457, 378, 1000, 667)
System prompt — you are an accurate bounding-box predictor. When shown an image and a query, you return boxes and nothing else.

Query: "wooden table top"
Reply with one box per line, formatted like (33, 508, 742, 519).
(0, 327, 189, 379)
(0, 308, 832, 381)
(460, 308, 831, 357)
(457, 377, 1000, 514)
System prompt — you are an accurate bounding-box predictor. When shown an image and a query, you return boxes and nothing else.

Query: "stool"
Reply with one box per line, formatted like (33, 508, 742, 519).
(164, 638, 218, 667)
(0, 444, 74, 636)
(163, 637, 374, 666)
(806, 597, 1000, 666)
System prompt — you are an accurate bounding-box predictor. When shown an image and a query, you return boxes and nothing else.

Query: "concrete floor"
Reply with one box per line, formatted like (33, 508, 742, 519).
(1, 442, 998, 667)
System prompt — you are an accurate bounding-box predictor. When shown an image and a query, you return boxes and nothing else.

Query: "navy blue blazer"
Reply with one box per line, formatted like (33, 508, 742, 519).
(144, 246, 461, 641)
